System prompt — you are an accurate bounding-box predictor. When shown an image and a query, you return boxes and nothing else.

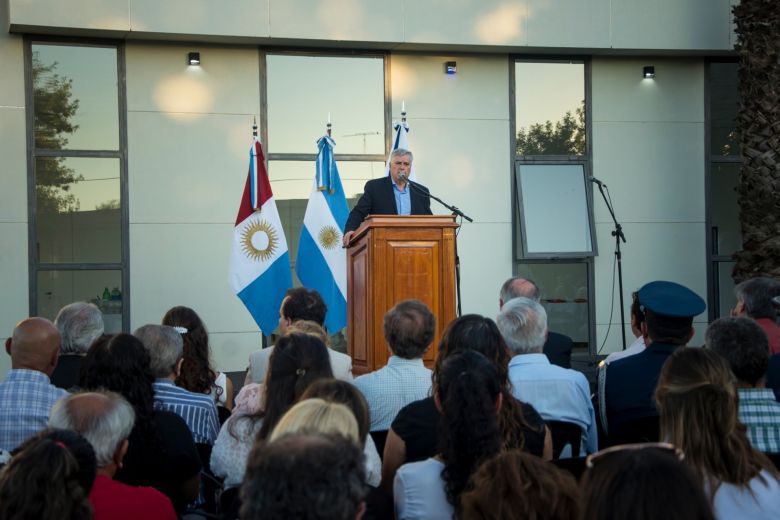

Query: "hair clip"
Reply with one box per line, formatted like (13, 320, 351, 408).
(296, 368, 306, 376)
(173, 326, 188, 334)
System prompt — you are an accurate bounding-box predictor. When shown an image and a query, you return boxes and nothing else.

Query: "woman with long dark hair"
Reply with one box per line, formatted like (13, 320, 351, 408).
(210, 332, 333, 488)
(656, 347, 780, 518)
(79, 333, 201, 512)
(382, 314, 550, 490)
(162, 306, 233, 410)
(394, 351, 503, 519)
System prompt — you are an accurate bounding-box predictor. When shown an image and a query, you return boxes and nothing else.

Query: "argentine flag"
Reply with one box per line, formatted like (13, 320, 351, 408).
(229, 137, 292, 334)
(385, 120, 417, 181)
(295, 135, 349, 333)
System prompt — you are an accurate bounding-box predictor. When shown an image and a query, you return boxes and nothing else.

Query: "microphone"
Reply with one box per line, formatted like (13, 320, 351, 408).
(398, 173, 408, 182)
(589, 176, 606, 187)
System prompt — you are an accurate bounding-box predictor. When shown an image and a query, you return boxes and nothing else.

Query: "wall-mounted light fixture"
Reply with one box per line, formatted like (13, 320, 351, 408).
(188, 52, 201, 66)
(445, 61, 457, 75)
(643, 65, 655, 79)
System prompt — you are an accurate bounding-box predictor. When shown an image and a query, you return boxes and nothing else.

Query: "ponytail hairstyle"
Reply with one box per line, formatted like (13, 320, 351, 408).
(0, 429, 96, 520)
(435, 351, 502, 512)
(656, 347, 779, 498)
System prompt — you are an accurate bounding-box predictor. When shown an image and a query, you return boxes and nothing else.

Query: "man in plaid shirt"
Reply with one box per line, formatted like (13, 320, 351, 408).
(707, 316, 780, 453)
(0, 317, 68, 451)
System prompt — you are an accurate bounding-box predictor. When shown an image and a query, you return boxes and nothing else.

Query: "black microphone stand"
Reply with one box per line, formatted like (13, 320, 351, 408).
(404, 177, 472, 317)
(593, 180, 627, 350)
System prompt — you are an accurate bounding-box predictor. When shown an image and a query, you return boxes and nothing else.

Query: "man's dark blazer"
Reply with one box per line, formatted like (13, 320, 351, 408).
(345, 176, 432, 233)
(50, 354, 84, 391)
(544, 331, 573, 369)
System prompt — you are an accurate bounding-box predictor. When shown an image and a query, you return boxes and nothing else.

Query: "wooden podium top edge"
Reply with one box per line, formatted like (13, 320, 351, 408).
(351, 214, 460, 241)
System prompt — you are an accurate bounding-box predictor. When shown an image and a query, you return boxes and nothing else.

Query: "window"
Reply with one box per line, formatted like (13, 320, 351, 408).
(28, 41, 127, 332)
(707, 61, 740, 318)
(263, 52, 387, 339)
(513, 59, 594, 353)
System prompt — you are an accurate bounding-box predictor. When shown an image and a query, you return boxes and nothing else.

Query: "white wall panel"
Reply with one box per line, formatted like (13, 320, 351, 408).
(210, 331, 262, 374)
(9, 0, 130, 32)
(527, 0, 611, 48)
(0, 108, 28, 223)
(457, 222, 513, 318)
(0, 223, 30, 378)
(269, 0, 401, 42)
(130, 1, 268, 37)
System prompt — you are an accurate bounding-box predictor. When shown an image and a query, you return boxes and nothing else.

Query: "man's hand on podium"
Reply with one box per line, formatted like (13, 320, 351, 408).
(342, 230, 355, 248)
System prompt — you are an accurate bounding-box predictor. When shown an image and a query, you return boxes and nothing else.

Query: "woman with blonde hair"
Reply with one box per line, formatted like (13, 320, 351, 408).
(656, 347, 780, 518)
(269, 398, 359, 443)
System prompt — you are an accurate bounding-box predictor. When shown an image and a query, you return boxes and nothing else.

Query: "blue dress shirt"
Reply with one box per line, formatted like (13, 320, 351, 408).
(392, 181, 412, 215)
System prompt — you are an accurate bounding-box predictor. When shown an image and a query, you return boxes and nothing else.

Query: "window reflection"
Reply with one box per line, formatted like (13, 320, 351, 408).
(710, 63, 739, 157)
(32, 44, 119, 151)
(716, 262, 737, 319)
(37, 270, 124, 332)
(36, 157, 121, 263)
(267, 55, 385, 154)
(711, 163, 741, 255)
(515, 62, 585, 156)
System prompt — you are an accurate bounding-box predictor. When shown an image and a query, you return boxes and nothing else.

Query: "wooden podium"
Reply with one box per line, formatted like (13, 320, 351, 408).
(346, 215, 459, 375)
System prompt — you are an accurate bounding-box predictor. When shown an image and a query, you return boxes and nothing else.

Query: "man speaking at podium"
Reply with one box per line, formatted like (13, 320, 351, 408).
(342, 148, 432, 246)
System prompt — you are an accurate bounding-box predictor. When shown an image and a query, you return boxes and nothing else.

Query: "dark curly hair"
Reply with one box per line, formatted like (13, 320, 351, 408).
(436, 351, 502, 513)
(162, 306, 218, 396)
(231, 333, 334, 441)
(435, 314, 538, 451)
(282, 288, 328, 326)
(0, 429, 96, 520)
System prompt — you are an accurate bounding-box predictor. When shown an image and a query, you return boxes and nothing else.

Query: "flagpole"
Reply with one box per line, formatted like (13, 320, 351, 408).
(252, 116, 257, 137)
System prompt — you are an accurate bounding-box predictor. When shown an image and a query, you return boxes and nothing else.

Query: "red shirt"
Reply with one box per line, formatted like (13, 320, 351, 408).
(757, 318, 780, 356)
(89, 474, 177, 520)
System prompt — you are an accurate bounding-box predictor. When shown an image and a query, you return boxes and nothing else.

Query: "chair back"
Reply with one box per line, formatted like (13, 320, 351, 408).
(606, 415, 660, 447)
(547, 420, 582, 459)
(370, 430, 389, 461)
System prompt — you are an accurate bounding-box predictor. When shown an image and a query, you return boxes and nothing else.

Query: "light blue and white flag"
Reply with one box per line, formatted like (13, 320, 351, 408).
(295, 135, 349, 333)
(385, 120, 417, 181)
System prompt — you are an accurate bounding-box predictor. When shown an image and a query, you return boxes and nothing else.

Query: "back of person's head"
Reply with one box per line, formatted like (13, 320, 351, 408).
(656, 347, 776, 492)
(54, 302, 104, 355)
(735, 276, 780, 320)
(496, 297, 547, 355)
(269, 398, 360, 445)
(287, 319, 330, 345)
(7, 317, 61, 373)
(461, 451, 579, 520)
(705, 316, 769, 386)
(436, 351, 502, 512)
(383, 299, 436, 359)
(133, 324, 184, 378)
(436, 314, 510, 382)
(0, 429, 96, 520)
(499, 277, 540, 306)
(241, 433, 367, 520)
(162, 305, 216, 394)
(282, 288, 328, 326)
(258, 332, 334, 439)
(49, 391, 136, 468)
(580, 447, 713, 520)
(643, 310, 694, 345)
(301, 379, 370, 446)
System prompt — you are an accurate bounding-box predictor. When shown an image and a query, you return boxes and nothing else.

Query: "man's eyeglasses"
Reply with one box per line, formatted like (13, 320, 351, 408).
(585, 442, 684, 469)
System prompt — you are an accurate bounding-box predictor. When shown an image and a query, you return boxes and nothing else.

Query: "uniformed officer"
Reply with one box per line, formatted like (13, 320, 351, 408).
(600, 280, 706, 445)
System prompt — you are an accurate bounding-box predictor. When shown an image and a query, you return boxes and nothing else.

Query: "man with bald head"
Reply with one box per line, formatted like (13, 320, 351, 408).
(0, 317, 68, 451)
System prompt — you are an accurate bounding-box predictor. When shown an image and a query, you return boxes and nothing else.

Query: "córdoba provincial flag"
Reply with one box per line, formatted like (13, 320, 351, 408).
(295, 135, 348, 333)
(229, 136, 292, 334)
(385, 120, 417, 181)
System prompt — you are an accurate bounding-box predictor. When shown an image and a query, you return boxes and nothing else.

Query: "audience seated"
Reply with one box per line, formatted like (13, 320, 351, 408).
(580, 443, 713, 520)
(134, 324, 219, 445)
(602, 280, 705, 444)
(270, 398, 359, 441)
(52, 302, 104, 390)
(0, 428, 96, 520)
(656, 347, 780, 518)
(500, 277, 574, 368)
(301, 378, 382, 487)
(383, 314, 550, 491)
(394, 351, 502, 519)
(707, 317, 780, 453)
(162, 305, 234, 411)
(461, 451, 580, 520)
(497, 298, 597, 455)
(245, 288, 353, 386)
(733, 277, 780, 355)
(210, 332, 333, 489)
(48, 391, 177, 520)
(241, 433, 367, 520)
(354, 299, 436, 433)
(78, 333, 202, 510)
(0, 317, 67, 451)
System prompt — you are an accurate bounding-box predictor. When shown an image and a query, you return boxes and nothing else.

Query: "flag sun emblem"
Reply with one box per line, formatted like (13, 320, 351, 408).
(241, 219, 278, 261)
(318, 226, 341, 250)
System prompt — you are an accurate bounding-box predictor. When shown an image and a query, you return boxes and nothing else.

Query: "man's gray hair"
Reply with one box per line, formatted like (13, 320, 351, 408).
(54, 302, 104, 355)
(49, 391, 135, 467)
(390, 148, 413, 163)
(133, 324, 183, 378)
(496, 297, 547, 355)
(735, 277, 780, 320)
(500, 277, 540, 304)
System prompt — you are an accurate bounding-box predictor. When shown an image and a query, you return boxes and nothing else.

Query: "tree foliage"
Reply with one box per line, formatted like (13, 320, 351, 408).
(32, 51, 82, 214)
(516, 101, 585, 156)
